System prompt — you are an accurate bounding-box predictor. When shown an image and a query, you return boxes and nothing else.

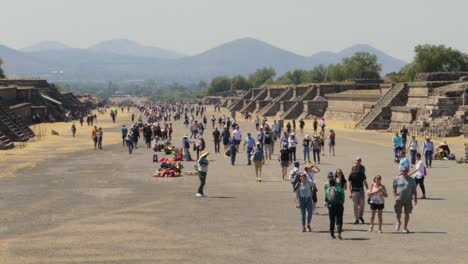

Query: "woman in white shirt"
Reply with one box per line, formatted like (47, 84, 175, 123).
(410, 152, 427, 199)
(368, 175, 387, 233)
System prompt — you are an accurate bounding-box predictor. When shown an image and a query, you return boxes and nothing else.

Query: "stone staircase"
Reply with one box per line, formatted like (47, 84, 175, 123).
(0, 131, 14, 150)
(2, 107, 35, 138)
(355, 83, 408, 129)
(257, 87, 292, 116)
(239, 89, 267, 113)
(0, 106, 35, 142)
(229, 90, 252, 112)
(278, 87, 318, 120)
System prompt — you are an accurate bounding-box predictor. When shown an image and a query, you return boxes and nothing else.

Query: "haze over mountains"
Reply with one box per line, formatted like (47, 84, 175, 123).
(0, 38, 407, 82)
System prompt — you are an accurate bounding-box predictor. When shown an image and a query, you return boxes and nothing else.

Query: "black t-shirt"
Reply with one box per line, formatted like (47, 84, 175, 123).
(264, 133, 272, 144)
(348, 170, 366, 192)
(212, 130, 221, 141)
(280, 149, 290, 161)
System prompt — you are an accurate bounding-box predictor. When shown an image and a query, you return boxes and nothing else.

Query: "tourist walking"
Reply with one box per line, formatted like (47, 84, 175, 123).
(423, 136, 434, 168)
(410, 153, 427, 199)
(263, 130, 273, 159)
(125, 132, 134, 154)
(212, 127, 221, 154)
(97, 127, 103, 150)
(302, 135, 311, 163)
(328, 129, 336, 156)
(407, 135, 419, 166)
(368, 175, 387, 233)
(294, 173, 313, 232)
(182, 135, 192, 161)
(279, 143, 290, 180)
(304, 163, 320, 215)
(400, 125, 409, 147)
(71, 122, 77, 137)
(91, 126, 98, 150)
(221, 127, 230, 151)
(324, 172, 345, 239)
(288, 133, 298, 161)
(299, 118, 305, 134)
(289, 160, 301, 190)
(393, 166, 417, 233)
(251, 142, 265, 182)
(392, 132, 403, 161)
(311, 135, 321, 164)
(121, 125, 128, 147)
(229, 138, 237, 166)
(398, 150, 410, 172)
(348, 160, 368, 224)
(313, 118, 318, 132)
(244, 133, 255, 165)
(196, 151, 210, 197)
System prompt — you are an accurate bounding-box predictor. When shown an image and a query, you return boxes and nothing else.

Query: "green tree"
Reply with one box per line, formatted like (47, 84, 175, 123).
(401, 44, 468, 80)
(0, 57, 5, 78)
(207, 76, 231, 95)
(342, 52, 382, 80)
(231, 75, 252, 91)
(248, 67, 276, 87)
(308, 64, 327, 82)
(326, 64, 347, 82)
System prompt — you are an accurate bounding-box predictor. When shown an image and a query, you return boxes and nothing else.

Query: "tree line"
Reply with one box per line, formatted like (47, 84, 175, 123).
(201, 45, 468, 96)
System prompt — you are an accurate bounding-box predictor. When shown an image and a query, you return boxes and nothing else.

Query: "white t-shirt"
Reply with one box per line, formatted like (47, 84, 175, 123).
(414, 160, 425, 179)
(288, 137, 297, 148)
(232, 129, 241, 140)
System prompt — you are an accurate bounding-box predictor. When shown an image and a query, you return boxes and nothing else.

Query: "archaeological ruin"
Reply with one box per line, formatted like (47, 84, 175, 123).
(0, 78, 90, 149)
(206, 72, 468, 137)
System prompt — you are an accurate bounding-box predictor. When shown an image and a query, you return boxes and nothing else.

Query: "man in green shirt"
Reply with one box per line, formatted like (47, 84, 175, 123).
(196, 151, 210, 197)
(324, 172, 345, 239)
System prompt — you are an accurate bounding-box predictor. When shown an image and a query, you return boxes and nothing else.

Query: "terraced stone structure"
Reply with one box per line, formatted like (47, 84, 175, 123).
(211, 72, 468, 137)
(0, 78, 88, 149)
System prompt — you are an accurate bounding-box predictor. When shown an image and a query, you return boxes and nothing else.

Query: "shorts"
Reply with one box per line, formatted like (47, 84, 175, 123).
(329, 140, 335, 146)
(370, 203, 385, 210)
(394, 200, 413, 214)
(280, 160, 289, 168)
(253, 160, 263, 169)
(234, 139, 241, 145)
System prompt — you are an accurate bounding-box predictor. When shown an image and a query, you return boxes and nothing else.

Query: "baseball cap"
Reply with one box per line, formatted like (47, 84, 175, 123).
(327, 171, 334, 178)
(355, 156, 362, 161)
(294, 160, 300, 167)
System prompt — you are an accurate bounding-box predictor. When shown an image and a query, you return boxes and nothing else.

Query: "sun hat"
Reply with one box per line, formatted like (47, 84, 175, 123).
(355, 156, 362, 161)
(183, 134, 188, 138)
(304, 163, 314, 169)
(199, 151, 210, 159)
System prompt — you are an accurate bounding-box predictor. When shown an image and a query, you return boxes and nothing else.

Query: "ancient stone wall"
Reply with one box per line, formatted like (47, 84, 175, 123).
(415, 72, 468, 82)
(0, 87, 18, 105)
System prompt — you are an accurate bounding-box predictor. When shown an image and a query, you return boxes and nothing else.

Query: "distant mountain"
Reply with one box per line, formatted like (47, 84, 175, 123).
(174, 37, 313, 77)
(22, 41, 72, 52)
(88, 39, 185, 59)
(0, 38, 407, 82)
(335, 44, 407, 74)
(0, 44, 53, 77)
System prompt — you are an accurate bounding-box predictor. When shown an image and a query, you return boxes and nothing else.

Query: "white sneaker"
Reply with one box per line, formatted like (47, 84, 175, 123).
(395, 223, 401, 232)
(402, 228, 410, 233)
(312, 210, 319, 215)
(196, 193, 203, 197)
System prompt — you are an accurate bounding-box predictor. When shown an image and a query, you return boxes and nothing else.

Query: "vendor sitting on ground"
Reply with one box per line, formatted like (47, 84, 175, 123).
(436, 141, 451, 159)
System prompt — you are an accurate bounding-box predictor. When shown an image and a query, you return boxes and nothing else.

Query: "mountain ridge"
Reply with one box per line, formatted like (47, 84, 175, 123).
(0, 38, 408, 81)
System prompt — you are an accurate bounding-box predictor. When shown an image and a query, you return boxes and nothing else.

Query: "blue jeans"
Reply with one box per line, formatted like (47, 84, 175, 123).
(184, 148, 191, 161)
(246, 147, 253, 165)
(303, 146, 310, 162)
(410, 149, 417, 165)
(425, 151, 433, 167)
(299, 196, 313, 226)
(127, 141, 134, 154)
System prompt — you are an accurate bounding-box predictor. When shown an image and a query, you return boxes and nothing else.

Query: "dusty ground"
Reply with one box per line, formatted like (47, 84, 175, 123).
(0, 107, 467, 264)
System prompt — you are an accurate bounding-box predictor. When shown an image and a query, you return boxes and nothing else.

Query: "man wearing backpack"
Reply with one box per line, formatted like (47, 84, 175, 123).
(324, 172, 345, 239)
(289, 160, 301, 191)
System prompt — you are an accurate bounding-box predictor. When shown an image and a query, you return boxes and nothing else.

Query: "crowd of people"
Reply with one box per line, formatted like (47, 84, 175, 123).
(80, 101, 442, 239)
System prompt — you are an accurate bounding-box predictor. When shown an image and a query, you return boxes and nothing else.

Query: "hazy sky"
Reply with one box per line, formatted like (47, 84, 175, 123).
(1, 0, 467, 61)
